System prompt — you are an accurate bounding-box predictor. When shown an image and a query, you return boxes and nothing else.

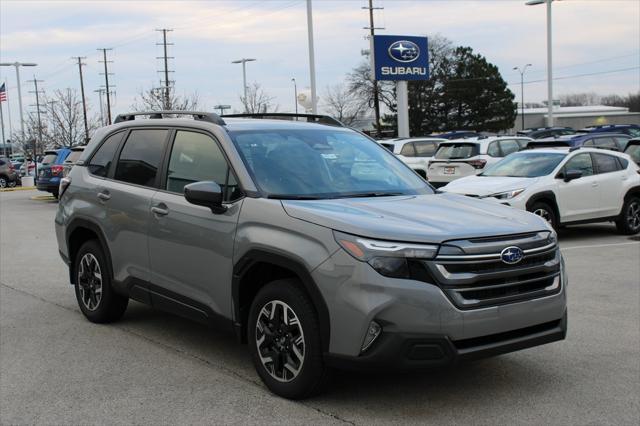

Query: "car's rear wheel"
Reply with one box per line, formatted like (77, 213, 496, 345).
(248, 279, 328, 399)
(616, 196, 640, 235)
(74, 240, 128, 323)
(529, 201, 558, 230)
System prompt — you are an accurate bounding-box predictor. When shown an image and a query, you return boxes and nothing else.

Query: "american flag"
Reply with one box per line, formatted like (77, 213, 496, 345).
(0, 83, 6, 102)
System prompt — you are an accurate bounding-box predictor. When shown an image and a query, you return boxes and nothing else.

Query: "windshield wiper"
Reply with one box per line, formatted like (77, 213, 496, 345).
(267, 194, 322, 200)
(334, 192, 404, 199)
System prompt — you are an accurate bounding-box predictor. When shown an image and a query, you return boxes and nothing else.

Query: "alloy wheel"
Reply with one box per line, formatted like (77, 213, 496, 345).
(77, 253, 103, 311)
(627, 201, 640, 232)
(533, 208, 552, 224)
(255, 300, 305, 383)
(0, 178, 7, 188)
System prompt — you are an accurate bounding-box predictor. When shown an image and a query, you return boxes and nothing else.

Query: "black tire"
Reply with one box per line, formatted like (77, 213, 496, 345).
(0, 176, 8, 188)
(248, 279, 329, 399)
(52, 190, 59, 199)
(615, 195, 640, 235)
(74, 240, 128, 323)
(528, 201, 559, 230)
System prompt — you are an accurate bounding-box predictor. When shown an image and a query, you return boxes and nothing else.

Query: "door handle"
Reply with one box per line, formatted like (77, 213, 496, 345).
(151, 205, 169, 216)
(591, 182, 598, 188)
(97, 191, 111, 201)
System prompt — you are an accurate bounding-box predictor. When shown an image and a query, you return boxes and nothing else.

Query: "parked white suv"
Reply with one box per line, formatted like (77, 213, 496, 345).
(427, 136, 532, 187)
(379, 137, 446, 178)
(441, 147, 640, 234)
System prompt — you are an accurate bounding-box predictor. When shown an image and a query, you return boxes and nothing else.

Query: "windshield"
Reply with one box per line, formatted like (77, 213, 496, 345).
(228, 128, 432, 199)
(41, 154, 58, 165)
(434, 143, 478, 159)
(482, 152, 566, 177)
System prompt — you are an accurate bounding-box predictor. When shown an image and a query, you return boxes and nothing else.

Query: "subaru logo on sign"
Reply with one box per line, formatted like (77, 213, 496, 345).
(500, 246, 524, 264)
(388, 40, 420, 63)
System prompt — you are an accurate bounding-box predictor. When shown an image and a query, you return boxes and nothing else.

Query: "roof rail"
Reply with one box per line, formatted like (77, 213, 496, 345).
(113, 111, 226, 125)
(222, 113, 344, 127)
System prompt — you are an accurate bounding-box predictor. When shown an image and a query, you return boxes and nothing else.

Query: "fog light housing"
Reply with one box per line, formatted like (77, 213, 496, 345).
(361, 321, 382, 353)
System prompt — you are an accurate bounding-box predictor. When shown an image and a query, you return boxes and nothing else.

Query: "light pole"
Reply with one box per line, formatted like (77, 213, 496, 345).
(291, 78, 298, 115)
(526, 0, 554, 126)
(231, 58, 256, 112)
(513, 64, 532, 130)
(306, 0, 318, 114)
(0, 62, 37, 136)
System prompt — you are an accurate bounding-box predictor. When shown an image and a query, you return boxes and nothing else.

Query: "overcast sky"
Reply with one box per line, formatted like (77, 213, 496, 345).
(1, 0, 639, 128)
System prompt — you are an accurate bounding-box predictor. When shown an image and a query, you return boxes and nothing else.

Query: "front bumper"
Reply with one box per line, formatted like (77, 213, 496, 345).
(326, 311, 567, 370)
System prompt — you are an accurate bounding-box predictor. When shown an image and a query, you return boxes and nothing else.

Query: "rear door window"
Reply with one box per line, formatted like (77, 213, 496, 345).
(413, 141, 437, 157)
(114, 129, 169, 187)
(88, 131, 126, 177)
(593, 153, 621, 174)
(435, 143, 478, 159)
(399, 143, 416, 157)
(594, 137, 617, 149)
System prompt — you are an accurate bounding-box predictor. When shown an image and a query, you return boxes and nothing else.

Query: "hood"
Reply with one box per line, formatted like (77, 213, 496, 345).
(442, 176, 538, 197)
(281, 192, 548, 244)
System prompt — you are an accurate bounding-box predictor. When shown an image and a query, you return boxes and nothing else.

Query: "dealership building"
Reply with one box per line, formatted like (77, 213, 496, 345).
(511, 105, 640, 132)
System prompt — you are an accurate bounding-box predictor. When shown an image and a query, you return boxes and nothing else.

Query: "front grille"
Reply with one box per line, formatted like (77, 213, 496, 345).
(425, 233, 562, 310)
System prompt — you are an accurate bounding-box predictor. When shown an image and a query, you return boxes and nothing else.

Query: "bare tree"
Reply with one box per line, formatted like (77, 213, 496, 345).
(558, 92, 600, 107)
(11, 113, 46, 155)
(45, 89, 100, 147)
(322, 84, 366, 126)
(241, 83, 279, 113)
(132, 87, 199, 112)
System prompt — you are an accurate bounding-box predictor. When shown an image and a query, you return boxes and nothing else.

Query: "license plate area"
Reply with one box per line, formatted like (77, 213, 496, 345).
(443, 166, 456, 175)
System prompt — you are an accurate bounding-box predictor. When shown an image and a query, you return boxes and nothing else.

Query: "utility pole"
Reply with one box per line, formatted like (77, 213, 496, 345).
(28, 76, 45, 177)
(98, 48, 113, 124)
(513, 64, 532, 131)
(0, 62, 37, 137)
(306, 0, 318, 114)
(363, 0, 384, 137)
(94, 89, 105, 126)
(156, 29, 174, 110)
(72, 56, 89, 143)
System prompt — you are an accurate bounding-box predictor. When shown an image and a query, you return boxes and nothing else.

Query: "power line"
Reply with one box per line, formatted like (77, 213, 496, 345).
(508, 66, 640, 86)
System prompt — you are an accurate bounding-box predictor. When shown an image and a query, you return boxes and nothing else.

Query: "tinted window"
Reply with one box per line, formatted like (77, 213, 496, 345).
(499, 139, 520, 156)
(399, 143, 415, 157)
(594, 137, 617, 149)
(88, 131, 125, 177)
(166, 131, 241, 201)
(414, 141, 437, 156)
(625, 144, 640, 164)
(583, 139, 595, 147)
(593, 153, 620, 174)
(487, 141, 500, 157)
(114, 129, 168, 187)
(435, 143, 478, 159)
(614, 137, 630, 150)
(41, 153, 58, 165)
(564, 153, 594, 177)
(626, 128, 640, 137)
(65, 150, 84, 163)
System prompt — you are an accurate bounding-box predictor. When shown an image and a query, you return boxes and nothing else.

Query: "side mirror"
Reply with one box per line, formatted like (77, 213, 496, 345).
(184, 181, 227, 214)
(563, 169, 583, 182)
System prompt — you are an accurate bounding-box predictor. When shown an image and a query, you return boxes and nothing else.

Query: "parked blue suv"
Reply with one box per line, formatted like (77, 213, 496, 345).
(577, 125, 640, 138)
(36, 148, 71, 198)
(533, 132, 632, 151)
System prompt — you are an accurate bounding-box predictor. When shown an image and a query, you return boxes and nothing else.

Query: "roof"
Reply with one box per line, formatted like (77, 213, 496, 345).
(445, 136, 533, 144)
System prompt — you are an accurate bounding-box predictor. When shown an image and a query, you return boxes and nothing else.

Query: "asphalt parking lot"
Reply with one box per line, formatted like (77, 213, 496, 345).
(1, 189, 639, 425)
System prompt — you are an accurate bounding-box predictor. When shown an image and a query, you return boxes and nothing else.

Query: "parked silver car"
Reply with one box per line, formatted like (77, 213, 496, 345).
(55, 111, 567, 399)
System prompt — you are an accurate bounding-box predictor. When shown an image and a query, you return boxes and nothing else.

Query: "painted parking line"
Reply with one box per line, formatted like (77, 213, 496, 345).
(561, 241, 640, 251)
(30, 195, 56, 201)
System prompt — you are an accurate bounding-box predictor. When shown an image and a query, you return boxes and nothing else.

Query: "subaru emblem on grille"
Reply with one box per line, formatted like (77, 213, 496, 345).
(500, 246, 524, 264)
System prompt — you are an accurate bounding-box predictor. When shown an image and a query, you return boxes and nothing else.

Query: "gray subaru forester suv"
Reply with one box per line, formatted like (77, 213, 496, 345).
(55, 111, 567, 399)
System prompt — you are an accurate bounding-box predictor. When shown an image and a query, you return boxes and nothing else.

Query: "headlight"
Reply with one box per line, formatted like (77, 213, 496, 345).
(490, 188, 525, 200)
(333, 231, 439, 278)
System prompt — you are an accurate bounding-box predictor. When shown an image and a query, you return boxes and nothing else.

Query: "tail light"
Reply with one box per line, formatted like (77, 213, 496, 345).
(59, 177, 72, 198)
(8, 163, 14, 171)
(51, 165, 64, 176)
(467, 159, 487, 169)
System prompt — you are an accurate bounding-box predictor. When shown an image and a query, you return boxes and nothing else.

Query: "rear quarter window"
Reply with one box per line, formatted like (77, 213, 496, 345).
(88, 131, 126, 177)
(593, 153, 621, 174)
(41, 154, 58, 165)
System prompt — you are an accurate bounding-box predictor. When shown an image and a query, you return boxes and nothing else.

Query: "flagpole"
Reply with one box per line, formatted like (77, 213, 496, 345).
(5, 80, 13, 140)
(1, 97, 6, 145)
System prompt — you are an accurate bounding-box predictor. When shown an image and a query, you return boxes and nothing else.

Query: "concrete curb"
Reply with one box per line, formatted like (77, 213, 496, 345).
(0, 186, 37, 192)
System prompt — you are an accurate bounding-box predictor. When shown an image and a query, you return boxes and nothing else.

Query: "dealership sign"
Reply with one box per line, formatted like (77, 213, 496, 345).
(373, 35, 429, 81)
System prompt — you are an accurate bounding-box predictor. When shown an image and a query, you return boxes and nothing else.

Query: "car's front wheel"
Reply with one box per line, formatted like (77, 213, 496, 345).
(529, 201, 558, 230)
(0, 176, 8, 188)
(616, 195, 640, 235)
(248, 279, 328, 399)
(74, 240, 128, 323)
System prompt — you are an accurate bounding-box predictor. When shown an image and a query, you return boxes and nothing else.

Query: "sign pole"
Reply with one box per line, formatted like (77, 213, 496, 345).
(396, 81, 409, 138)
